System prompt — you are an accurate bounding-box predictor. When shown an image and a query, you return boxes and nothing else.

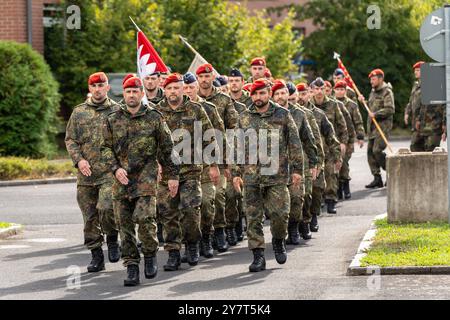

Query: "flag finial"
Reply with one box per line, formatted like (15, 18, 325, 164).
(333, 52, 340, 60)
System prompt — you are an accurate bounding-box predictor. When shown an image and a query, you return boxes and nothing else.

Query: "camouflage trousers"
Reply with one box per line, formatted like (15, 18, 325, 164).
(225, 178, 241, 228)
(339, 143, 354, 181)
(324, 160, 338, 202)
(244, 184, 290, 250)
(158, 179, 202, 251)
(76, 183, 118, 250)
(288, 182, 305, 223)
(368, 136, 387, 175)
(201, 182, 216, 235)
(410, 132, 442, 152)
(311, 171, 325, 216)
(213, 175, 227, 229)
(302, 174, 313, 223)
(114, 196, 158, 267)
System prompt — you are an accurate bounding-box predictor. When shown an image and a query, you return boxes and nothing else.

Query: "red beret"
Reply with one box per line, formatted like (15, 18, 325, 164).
(264, 68, 272, 78)
(250, 79, 270, 95)
(296, 83, 308, 92)
(122, 73, 136, 86)
(250, 57, 266, 67)
(163, 73, 183, 88)
(123, 76, 143, 89)
(334, 80, 347, 89)
(324, 81, 332, 88)
(242, 83, 252, 92)
(196, 63, 214, 75)
(368, 68, 384, 78)
(88, 72, 108, 85)
(413, 61, 425, 69)
(271, 79, 287, 96)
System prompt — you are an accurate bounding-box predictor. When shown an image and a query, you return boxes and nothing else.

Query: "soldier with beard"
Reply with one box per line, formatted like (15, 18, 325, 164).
(143, 72, 165, 105)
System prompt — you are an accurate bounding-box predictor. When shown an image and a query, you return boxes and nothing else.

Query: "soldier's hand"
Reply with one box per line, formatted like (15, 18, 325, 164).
(358, 95, 365, 104)
(340, 143, 346, 155)
(157, 163, 162, 183)
(334, 161, 342, 173)
(310, 167, 318, 181)
(357, 139, 364, 148)
(115, 168, 128, 185)
(78, 159, 92, 177)
(316, 166, 322, 177)
(233, 177, 243, 193)
(209, 166, 220, 186)
(368, 112, 375, 119)
(442, 133, 447, 142)
(224, 168, 231, 180)
(292, 173, 302, 187)
(415, 121, 420, 131)
(168, 179, 179, 198)
(404, 114, 409, 125)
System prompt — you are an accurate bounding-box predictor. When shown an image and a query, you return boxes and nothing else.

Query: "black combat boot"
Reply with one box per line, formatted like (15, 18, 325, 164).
(144, 255, 157, 279)
(181, 243, 188, 263)
(343, 180, 351, 199)
(106, 234, 121, 263)
(365, 174, 383, 189)
(201, 234, 214, 258)
(87, 247, 105, 272)
(124, 264, 140, 286)
(157, 223, 164, 245)
(249, 248, 266, 272)
(337, 181, 344, 200)
(299, 222, 312, 240)
(235, 218, 245, 242)
(326, 199, 337, 214)
(272, 238, 287, 264)
(186, 242, 200, 266)
(225, 227, 237, 246)
(286, 220, 300, 245)
(310, 214, 319, 232)
(163, 250, 181, 271)
(214, 228, 229, 253)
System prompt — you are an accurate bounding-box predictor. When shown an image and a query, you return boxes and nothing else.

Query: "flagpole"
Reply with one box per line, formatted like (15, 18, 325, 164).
(333, 52, 393, 153)
(129, 16, 141, 32)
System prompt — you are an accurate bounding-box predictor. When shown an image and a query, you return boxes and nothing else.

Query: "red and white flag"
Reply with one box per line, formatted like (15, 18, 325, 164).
(333, 52, 354, 89)
(137, 30, 168, 79)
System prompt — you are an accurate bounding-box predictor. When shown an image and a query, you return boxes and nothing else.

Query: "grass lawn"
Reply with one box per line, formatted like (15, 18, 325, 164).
(0, 222, 12, 229)
(360, 218, 450, 267)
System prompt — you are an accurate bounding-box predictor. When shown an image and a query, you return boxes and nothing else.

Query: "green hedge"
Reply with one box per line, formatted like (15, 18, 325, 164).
(0, 157, 76, 180)
(0, 41, 61, 158)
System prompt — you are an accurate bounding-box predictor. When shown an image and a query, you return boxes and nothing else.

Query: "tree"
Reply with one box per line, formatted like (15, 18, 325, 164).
(0, 41, 60, 157)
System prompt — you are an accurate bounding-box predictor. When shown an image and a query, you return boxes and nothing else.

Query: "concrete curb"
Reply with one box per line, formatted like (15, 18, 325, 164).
(347, 213, 450, 276)
(0, 177, 76, 188)
(0, 224, 23, 240)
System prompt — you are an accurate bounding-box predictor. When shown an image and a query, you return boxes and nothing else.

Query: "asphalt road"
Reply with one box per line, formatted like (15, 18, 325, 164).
(1, 139, 450, 300)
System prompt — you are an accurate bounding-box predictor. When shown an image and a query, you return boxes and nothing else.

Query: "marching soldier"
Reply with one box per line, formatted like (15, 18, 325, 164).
(404, 61, 423, 131)
(197, 63, 239, 253)
(247, 57, 267, 83)
(358, 69, 395, 188)
(310, 78, 347, 214)
(334, 80, 365, 199)
(271, 80, 318, 244)
(228, 68, 253, 107)
(232, 79, 304, 272)
(65, 72, 120, 273)
(143, 72, 165, 105)
(156, 73, 220, 271)
(101, 76, 179, 286)
(332, 68, 358, 102)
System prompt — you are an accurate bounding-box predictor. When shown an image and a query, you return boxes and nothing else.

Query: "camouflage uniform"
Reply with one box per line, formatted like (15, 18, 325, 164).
(233, 101, 304, 250)
(236, 90, 253, 108)
(304, 101, 340, 217)
(101, 103, 178, 267)
(405, 81, 420, 132)
(65, 97, 120, 250)
(287, 103, 317, 224)
(199, 87, 238, 230)
(148, 87, 165, 105)
(337, 96, 365, 182)
(297, 103, 324, 223)
(155, 96, 217, 251)
(367, 83, 395, 175)
(312, 96, 348, 202)
(412, 81, 445, 151)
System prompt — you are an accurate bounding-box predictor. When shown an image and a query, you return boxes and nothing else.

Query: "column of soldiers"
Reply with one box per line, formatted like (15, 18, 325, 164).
(67, 56, 411, 286)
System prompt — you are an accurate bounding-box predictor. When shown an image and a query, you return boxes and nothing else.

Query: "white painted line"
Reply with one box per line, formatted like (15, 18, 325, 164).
(26, 238, 66, 243)
(0, 245, 31, 249)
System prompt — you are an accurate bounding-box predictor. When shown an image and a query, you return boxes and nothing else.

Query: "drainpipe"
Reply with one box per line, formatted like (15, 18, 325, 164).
(27, 0, 32, 45)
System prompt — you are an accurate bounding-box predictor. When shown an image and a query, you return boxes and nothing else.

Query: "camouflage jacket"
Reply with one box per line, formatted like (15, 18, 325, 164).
(199, 87, 239, 130)
(156, 96, 217, 182)
(101, 103, 179, 200)
(233, 99, 248, 115)
(367, 82, 395, 139)
(147, 87, 165, 105)
(405, 81, 420, 130)
(337, 96, 365, 141)
(304, 101, 341, 163)
(65, 97, 119, 186)
(233, 101, 304, 187)
(234, 90, 253, 108)
(312, 96, 348, 145)
(335, 98, 356, 144)
(197, 96, 226, 183)
(413, 82, 445, 136)
(287, 103, 318, 168)
(297, 104, 325, 170)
